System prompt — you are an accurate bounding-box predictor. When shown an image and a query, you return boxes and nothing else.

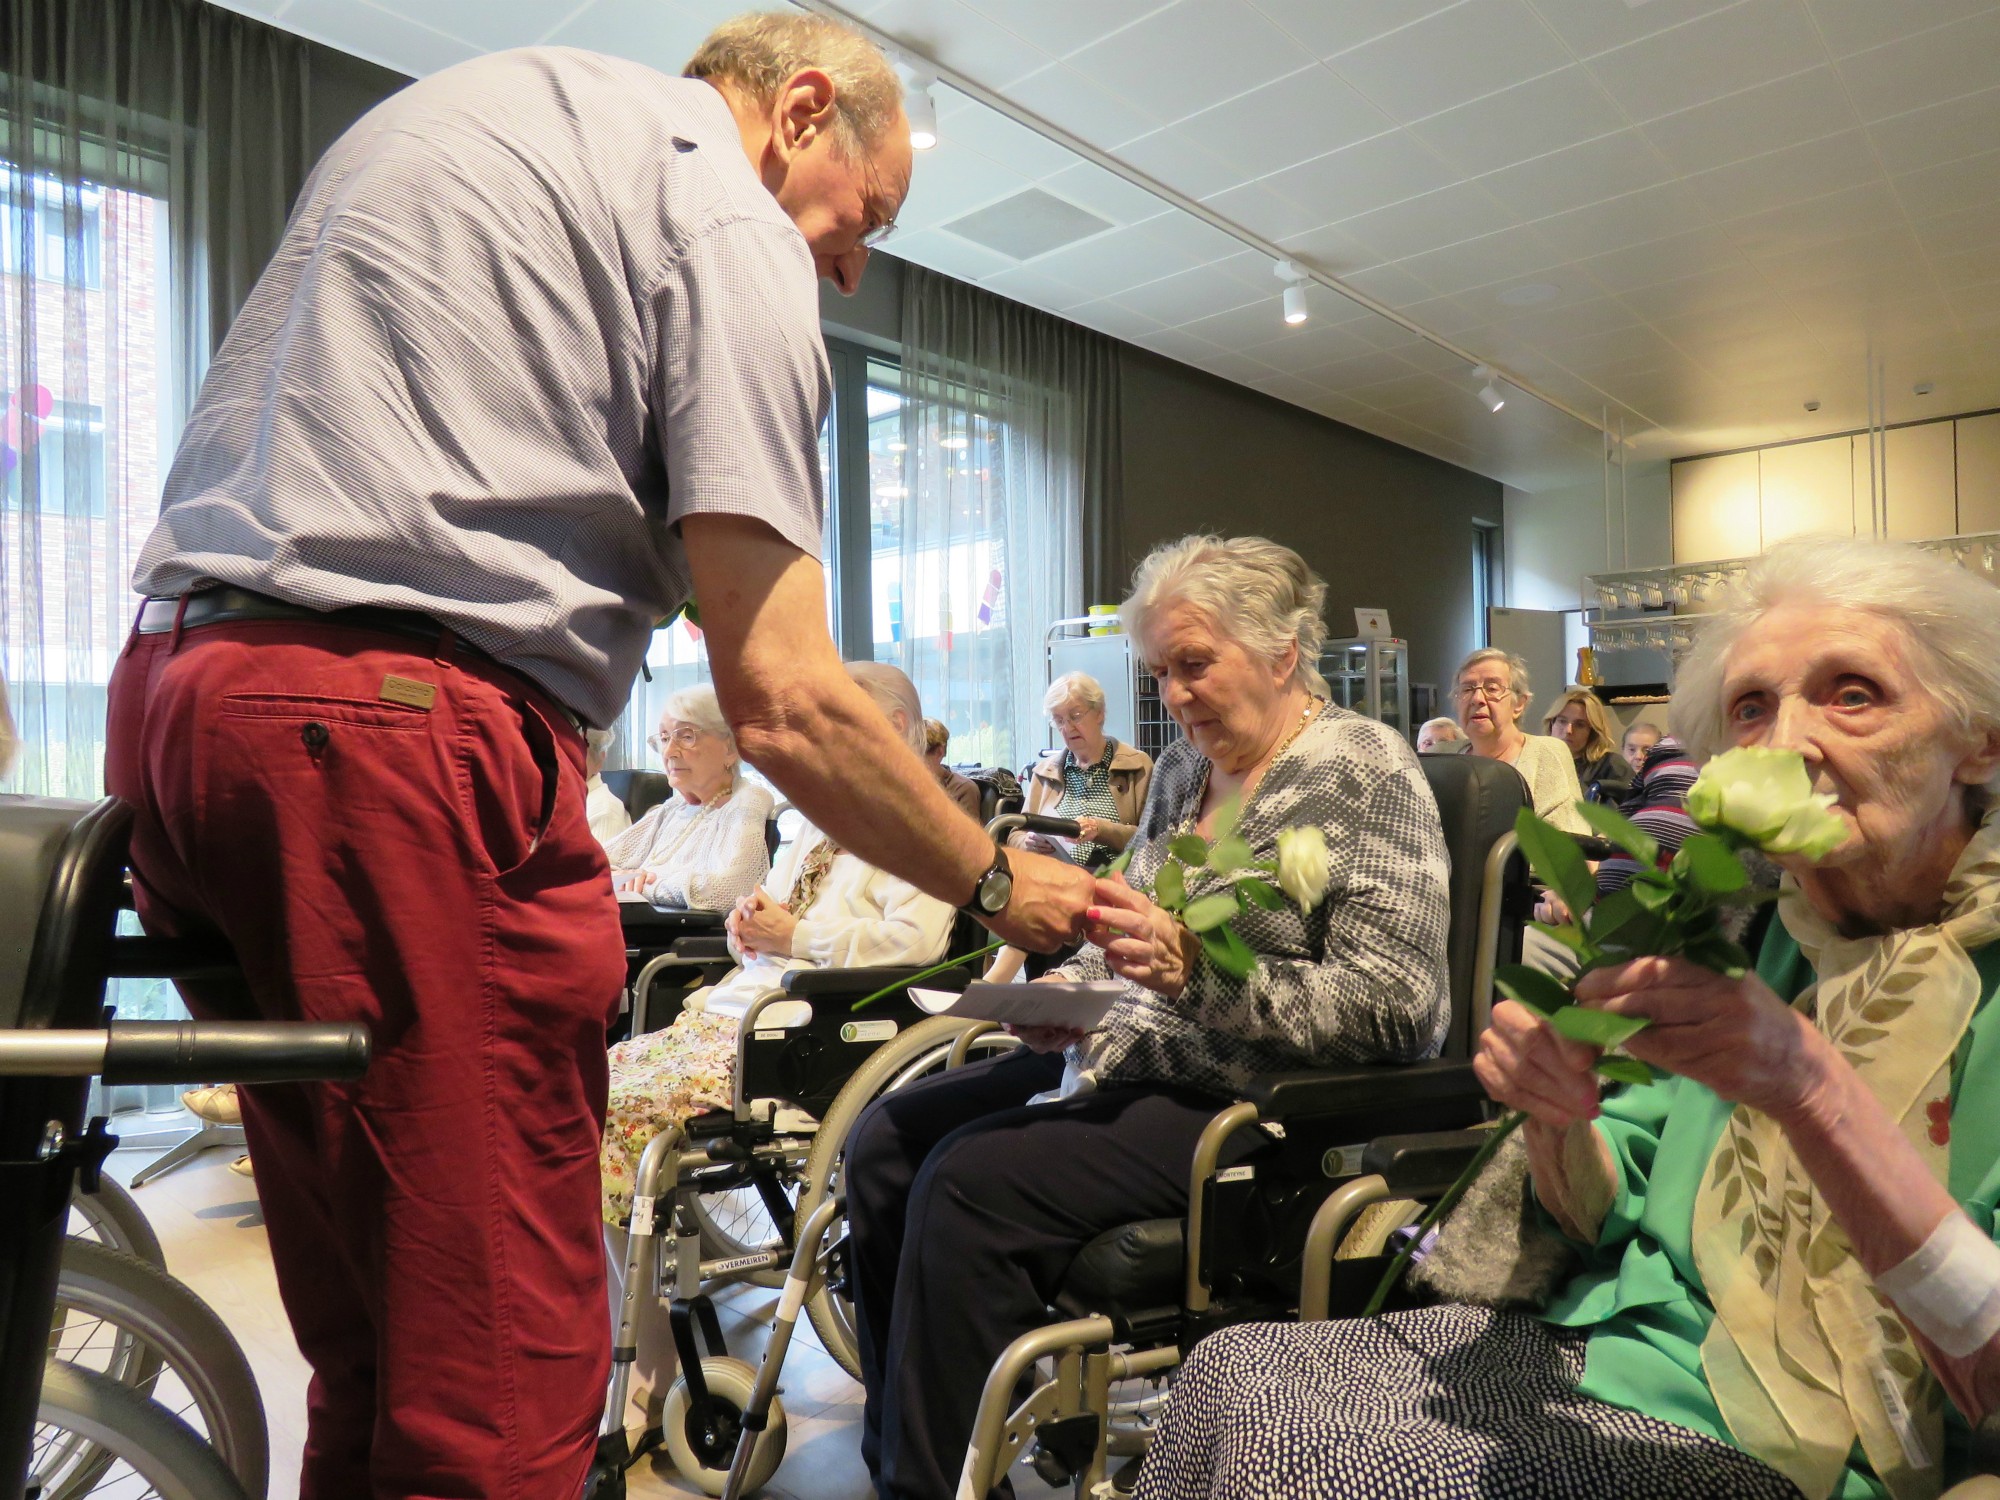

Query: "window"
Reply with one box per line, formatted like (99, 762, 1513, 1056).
(3, 399, 107, 516)
(1472, 521, 1500, 647)
(1, 168, 104, 287)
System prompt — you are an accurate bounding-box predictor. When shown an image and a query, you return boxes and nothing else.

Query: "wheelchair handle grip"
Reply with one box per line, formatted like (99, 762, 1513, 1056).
(984, 812, 1084, 842)
(0, 1021, 372, 1086)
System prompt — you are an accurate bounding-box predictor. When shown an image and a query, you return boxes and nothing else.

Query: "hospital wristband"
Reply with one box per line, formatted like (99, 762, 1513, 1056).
(1874, 1211, 2000, 1359)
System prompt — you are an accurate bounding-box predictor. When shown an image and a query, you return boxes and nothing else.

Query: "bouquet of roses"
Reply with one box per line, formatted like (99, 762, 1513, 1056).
(1365, 746, 1847, 1313)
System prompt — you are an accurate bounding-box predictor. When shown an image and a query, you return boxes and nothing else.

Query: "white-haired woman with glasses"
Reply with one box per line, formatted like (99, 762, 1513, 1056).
(1016, 671, 1154, 866)
(603, 683, 773, 911)
(1456, 647, 1589, 836)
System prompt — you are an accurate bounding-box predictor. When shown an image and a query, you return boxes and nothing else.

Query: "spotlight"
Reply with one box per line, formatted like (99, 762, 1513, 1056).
(905, 71, 937, 150)
(1274, 259, 1309, 325)
(1472, 364, 1506, 413)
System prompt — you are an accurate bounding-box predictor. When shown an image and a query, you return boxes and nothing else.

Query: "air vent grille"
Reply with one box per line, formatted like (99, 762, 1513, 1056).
(942, 189, 1114, 262)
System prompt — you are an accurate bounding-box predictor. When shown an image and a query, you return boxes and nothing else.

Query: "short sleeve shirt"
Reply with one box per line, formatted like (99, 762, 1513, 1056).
(132, 47, 829, 727)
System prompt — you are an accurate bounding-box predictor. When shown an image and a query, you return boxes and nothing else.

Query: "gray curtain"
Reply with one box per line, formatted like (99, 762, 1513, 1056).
(0, 0, 406, 798)
(896, 263, 1123, 769)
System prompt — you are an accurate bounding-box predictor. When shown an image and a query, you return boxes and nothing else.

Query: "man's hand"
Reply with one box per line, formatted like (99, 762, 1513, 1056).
(984, 846, 1094, 953)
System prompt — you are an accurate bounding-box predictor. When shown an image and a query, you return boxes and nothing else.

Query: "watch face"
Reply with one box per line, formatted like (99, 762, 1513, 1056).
(982, 869, 1013, 914)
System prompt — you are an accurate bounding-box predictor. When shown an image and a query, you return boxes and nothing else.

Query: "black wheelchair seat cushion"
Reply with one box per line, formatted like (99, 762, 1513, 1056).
(1053, 1218, 1184, 1330)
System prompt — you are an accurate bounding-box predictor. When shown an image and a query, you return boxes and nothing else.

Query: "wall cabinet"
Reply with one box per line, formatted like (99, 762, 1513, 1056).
(1959, 413, 2000, 534)
(1760, 436, 1853, 547)
(1671, 451, 1759, 564)
(1883, 422, 1957, 541)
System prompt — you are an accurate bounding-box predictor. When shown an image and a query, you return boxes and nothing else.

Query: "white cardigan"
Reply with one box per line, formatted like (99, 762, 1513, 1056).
(702, 818, 954, 1017)
(603, 783, 773, 912)
(1504, 734, 1590, 835)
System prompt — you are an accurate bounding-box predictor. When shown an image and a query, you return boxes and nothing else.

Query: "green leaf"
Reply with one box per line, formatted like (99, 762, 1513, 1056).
(1574, 801, 1659, 867)
(1684, 931, 1752, 980)
(1103, 846, 1134, 877)
(1494, 964, 1573, 1019)
(1199, 924, 1257, 980)
(1586, 887, 1669, 957)
(1530, 921, 1588, 953)
(1154, 860, 1186, 910)
(1207, 835, 1253, 875)
(1549, 1006, 1651, 1048)
(1182, 891, 1242, 933)
(1211, 794, 1242, 842)
(1169, 834, 1209, 867)
(1679, 833, 1749, 895)
(1594, 1056, 1655, 1087)
(1514, 807, 1596, 924)
(1237, 876, 1284, 911)
(1631, 878, 1672, 911)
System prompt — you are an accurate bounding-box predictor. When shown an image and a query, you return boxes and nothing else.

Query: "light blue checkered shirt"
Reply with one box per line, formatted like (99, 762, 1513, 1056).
(134, 48, 829, 726)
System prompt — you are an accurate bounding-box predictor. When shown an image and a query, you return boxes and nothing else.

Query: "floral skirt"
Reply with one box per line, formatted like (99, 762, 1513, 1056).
(1133, 1306, 1804, 1500)
(599, 1007, 740, 1226)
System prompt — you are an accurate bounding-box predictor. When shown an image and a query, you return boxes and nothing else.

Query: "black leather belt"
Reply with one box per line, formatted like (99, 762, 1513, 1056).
(135, 587, 584, 732)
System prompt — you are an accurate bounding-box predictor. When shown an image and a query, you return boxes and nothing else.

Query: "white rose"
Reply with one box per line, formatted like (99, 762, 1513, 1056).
(1686, 746, 1846, 859)
(1276, 826, 1331, 910)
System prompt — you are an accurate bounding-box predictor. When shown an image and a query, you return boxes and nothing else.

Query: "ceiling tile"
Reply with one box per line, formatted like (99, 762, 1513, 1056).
(894, 139, 1032, 232)
(1915, 199, 2000, 258)
(1131, 326, 1236, 366)
(272, 0, 476, 74)
(1722, 180, 1902, 256)
(1476, 131, 1674, 220)
(1113, 128, 1254, 201)
(1522, 0, 1746, 59)
(1067, 0, 1315, 117)
(1575, 229, 1757, 291)
(379, 0, 552, 46)
(540, 0, 720, 67)
(1340, 262, 1440, 306)
(1191, 347, 1287, 383)
(1182, 296, 1325, 348)
(956, 0, 1171, 58)
(1035, 161, 1174, 226)
(1639, 67, 1857, 176)
(1835, 8, 2000, 120)
(1260, 131, 1459, 222)
(1930, 245, 2000, 291)
(881, 226, 1023, 282)
(1330, 0, 1571, 123)
(1685, 130, 1880, 222)
(1024, 215, 1218, 283)
(1174, 66, 1394, 179)
(1806, 0, 2000, 59)
(1256, 333, 1410, 379)
(865, 0, 1054, 90)
(1894, 147, 2000, 220)
(931, 92, 1081, 178)
(1616, 266, 1778, 319)
(1064, 298, 1170, 340)
(1532, 181, 1712, 258)
(973, 262, 1100, 311)
(1114, 262, 1268, 324)
(1581, 0, 1826, 123)
(1276, 219, 1393, 272)
(1004, 64, 1162, 148)
(1247, 0, 1468, 62)
(1493, 296, 1644, 345)
(1334, 180, 1520, 260)
(1203, 181, 1336, 241)
(1408, 67, 1625, 176)
(1867, 87, 2000, 178)
(1395, 292, 1491, 336)
(1395, 223, 1566, 293)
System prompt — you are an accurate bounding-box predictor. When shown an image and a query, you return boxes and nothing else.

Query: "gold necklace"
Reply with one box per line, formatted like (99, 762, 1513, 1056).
(1180, 695, 1326, 836)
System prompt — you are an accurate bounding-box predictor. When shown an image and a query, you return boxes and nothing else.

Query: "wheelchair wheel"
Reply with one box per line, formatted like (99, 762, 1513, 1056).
(68, 1175, 167, 1271)
(798, 1015, 1000, 1378)
(660, 1356, 786, 1497)
(34, 1358, 252, 1500)
(50, 1239, 270, 1498)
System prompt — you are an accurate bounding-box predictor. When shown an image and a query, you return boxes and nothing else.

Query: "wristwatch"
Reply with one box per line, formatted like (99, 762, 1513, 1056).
(960, 847, 1014, 920)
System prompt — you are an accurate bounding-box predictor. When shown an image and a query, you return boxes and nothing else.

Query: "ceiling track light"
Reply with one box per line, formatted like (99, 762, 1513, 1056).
(1472, 364, 1506, 413)
(904, 68, 938, 150)
(1274, 258, 1309, 325)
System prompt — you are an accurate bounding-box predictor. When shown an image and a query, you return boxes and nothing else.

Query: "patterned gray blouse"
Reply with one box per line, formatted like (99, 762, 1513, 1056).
(1060, 704, 1451, 1097)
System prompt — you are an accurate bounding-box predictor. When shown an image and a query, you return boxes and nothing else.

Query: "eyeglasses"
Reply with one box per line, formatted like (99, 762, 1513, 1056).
(648, 727, 704, 752)
(1455, 680, 1516, 702)
(1050, 709, 1097, 728)
(858, 157, 899, 249)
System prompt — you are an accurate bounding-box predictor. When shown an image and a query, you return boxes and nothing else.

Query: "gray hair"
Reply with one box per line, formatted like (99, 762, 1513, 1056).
(659, 682, 742, 788)
(685, 12, 904, 159)
(1043, 671, 1106, 718)
(1121, 534, 1329, 695)
(1672, 537, 2000, 805)
(1455, 647, 1531, 705)
(846, 660, 927, 753)
(1417, 716, 1464, 743)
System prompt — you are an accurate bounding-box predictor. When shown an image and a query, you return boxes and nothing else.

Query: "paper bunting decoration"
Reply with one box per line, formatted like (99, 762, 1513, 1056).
(974, 567, 1001, 626)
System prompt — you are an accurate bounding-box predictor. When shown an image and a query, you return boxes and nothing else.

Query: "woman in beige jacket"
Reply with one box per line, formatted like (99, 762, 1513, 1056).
(1014, 671, 1153, 868)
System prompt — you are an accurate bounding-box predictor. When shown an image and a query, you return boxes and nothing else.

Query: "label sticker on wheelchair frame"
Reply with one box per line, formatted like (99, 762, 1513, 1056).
(1322, 1146, 1366, 1178)
(1216, 1165, 1255, 1184)
(841, 1020, 898, 1043)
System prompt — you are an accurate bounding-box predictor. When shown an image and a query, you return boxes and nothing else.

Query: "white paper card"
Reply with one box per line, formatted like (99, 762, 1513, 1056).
(907, 981, 1124, 1030)
(1353, 606, 1393, 639)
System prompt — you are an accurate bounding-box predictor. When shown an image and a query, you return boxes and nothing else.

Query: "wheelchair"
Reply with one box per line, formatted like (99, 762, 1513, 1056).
(945, 751, 1535, 1499)
(585, 810, 1060, 1498)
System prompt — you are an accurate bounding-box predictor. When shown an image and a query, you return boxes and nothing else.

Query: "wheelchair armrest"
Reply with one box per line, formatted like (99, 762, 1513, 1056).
(619, 905, 726, 942)
(780, 964, 973, 999)
(1361, 1129, 1491, 1197)
(670, 936, 733, 961)
(1240, 1058, 1484, 1120)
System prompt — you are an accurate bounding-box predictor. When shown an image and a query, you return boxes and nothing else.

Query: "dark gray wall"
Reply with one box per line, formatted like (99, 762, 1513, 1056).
(1115, 350, 1499, 702)
(822, 257, 1503, 700)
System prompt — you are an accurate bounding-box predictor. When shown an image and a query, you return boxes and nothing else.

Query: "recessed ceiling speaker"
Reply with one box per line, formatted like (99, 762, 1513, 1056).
(941, 190, 1115, 262)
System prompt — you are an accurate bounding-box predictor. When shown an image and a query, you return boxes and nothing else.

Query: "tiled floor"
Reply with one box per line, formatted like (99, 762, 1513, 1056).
(100, 1115, 1064, 1500)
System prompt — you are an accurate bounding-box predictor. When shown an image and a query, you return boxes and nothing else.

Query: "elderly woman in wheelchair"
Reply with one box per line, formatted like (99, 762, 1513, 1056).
(596, 661, 954, 1458)
(1136, 536, 2000, 1500)
(843, 534, 1454, 1500)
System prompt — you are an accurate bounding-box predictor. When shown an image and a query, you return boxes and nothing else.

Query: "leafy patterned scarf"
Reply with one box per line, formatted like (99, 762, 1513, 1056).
(1691, 809, 2000, 1500)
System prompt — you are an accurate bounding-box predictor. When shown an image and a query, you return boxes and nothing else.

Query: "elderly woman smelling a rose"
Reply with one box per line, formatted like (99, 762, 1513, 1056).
(1135, 534, 2000, 1500)
(841, 533, 1454, 1500)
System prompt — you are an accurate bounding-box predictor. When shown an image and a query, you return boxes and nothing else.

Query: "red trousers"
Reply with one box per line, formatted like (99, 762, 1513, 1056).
(105, 619, 626, 1500)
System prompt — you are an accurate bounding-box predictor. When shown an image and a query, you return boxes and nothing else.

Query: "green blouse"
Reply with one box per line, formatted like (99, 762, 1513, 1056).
(1537, 926, 2000, 1496)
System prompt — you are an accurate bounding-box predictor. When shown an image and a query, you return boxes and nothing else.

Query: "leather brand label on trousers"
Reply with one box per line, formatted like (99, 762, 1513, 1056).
(380, 675, 438, 711)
